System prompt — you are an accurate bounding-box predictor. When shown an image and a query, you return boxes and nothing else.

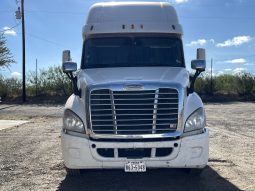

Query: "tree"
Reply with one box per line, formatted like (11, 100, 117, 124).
(0, 34, 15, 68)
(27, 66, 72, 96)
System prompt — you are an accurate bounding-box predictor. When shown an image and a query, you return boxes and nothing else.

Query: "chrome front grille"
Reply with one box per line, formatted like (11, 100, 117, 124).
(89, 88, 179, 135)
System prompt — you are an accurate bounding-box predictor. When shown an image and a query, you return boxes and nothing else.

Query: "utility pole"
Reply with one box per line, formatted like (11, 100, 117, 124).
(21, 0, 26, 102)
(16, 0, 26, 102)
(210, 58, 213, 95)
(36, 58, 38, 96)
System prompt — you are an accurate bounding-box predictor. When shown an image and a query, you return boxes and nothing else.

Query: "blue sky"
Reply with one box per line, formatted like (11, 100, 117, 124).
(1, 0, 255, 78)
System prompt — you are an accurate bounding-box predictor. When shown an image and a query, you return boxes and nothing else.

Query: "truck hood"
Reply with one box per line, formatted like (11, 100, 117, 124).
(78, 67, 189, 88)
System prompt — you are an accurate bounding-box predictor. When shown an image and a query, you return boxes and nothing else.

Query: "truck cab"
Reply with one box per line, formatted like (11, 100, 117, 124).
(61, 1, 208, 174)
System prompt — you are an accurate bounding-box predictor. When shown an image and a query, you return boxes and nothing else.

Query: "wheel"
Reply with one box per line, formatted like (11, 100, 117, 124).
(65, 167, 81, 175)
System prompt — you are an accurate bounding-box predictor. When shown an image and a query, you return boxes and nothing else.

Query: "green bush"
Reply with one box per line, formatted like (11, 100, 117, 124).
(0, 74, 22, 98)
(234, 72, 254, 96)
(0, 66, 254, 101)
(195, 72, 255, 96)
(215, 74, 237, 95)
(195, 73, 216, 95)
(0, 74, 8, 98)
(27, 66, 72, 97)
(0, 66, 72, 100)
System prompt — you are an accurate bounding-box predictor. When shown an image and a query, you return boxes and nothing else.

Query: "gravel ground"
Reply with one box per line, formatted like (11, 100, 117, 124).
(0, 102, 254, 191)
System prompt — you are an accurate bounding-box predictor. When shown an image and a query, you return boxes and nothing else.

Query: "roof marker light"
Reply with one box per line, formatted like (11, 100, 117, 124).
(122, 25, 125, 29)
(172, 25, 175, 30)
(131, 24, 134, 29)
(140, 24, 143, 29)
(90, 25, 94, 31)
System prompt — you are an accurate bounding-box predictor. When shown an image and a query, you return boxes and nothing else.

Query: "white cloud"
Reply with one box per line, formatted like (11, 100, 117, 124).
(11, 72, 21, 79)
(186, 38, 215, 47)
(224, 68, 232, 72)
(174, 0, 189, 3)
(224, 58, 246, 64)
(216, 71, 224, 76)
(244, 63, 255, 66)
(2, 26, 17, 36)
(233, 67, 247, 74)
(186, 39, 207, 46)
(216, 36, 252, 47)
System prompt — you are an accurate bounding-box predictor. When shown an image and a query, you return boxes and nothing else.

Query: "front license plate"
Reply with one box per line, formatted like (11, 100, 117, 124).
(124, 161, 146, 172)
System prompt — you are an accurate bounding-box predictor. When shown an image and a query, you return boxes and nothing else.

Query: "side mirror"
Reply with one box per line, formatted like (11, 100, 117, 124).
(191, 60, 206, 72)
(62, 61, 77, 73)
(188, 48, 206, 94)
(62, 50, 80, 97)
(62, 50, 71, 63)
(191, 48, 206, 72)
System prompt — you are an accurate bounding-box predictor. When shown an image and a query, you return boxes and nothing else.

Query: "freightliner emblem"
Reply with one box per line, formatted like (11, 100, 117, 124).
(124, 84, 144, 91)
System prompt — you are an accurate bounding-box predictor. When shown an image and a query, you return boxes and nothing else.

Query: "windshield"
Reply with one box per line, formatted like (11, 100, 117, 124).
(81, 35, 185, 69)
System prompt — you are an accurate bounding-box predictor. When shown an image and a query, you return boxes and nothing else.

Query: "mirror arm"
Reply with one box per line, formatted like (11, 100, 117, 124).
(65, 72, 81, 97)
(188, 70, 202, 95)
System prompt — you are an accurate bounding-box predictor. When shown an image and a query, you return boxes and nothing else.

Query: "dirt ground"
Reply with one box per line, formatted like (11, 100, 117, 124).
(0, 102, 254, 191)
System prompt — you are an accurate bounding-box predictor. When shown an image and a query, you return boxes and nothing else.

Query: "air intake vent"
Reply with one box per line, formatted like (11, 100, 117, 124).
(90, 88, 178, 135)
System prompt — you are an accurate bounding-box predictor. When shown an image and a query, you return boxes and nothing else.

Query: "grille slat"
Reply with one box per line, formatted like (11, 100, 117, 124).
(92, 113, 178, 117)
(91, 98, 178, 101)
(93, 118, 177, 122)
(93, 129, 175, 132)
(91, 93, 178, 96)
(92, 108, 177, 111)
(92, 122, 176, 127)
(91, 103, 178, 106)
(90, 88, 178, 135)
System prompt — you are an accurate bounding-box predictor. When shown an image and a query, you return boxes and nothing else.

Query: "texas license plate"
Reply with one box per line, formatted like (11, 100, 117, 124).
(124, 161, 146, 172)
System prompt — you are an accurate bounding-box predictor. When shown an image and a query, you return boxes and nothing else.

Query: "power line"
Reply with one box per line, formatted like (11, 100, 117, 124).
(0, 22, 21, 34)
(1, 23, 63, 47)
(0, 10, 14, 13)
(179, 16, 255, 20)
(24, 10, 255, 19)
(25, 32, 64, 47)
(25, 10, 84, 15)
(212, 54, 255, 62)
(242, 54, 255, 59)
(16, 32, 64, 47)
(2, 9, 255, 20)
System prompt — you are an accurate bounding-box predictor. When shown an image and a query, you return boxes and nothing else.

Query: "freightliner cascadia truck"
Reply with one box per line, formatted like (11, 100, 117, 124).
(61, 1, 208, 175)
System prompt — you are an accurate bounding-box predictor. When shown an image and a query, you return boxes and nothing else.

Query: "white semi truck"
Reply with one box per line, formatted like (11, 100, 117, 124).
(61, 1, 208, 174)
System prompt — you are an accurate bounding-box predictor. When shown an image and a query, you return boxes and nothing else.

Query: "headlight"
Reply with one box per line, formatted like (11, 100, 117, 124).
(63, 110, 85, 133)
(184, 107, 205, 132)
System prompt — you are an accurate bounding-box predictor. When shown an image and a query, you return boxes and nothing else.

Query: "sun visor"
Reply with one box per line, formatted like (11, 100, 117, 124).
(82, 23, 182, 39)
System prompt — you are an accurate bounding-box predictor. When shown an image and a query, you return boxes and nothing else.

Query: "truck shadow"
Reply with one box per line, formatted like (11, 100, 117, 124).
(57, 166, 241, 191)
